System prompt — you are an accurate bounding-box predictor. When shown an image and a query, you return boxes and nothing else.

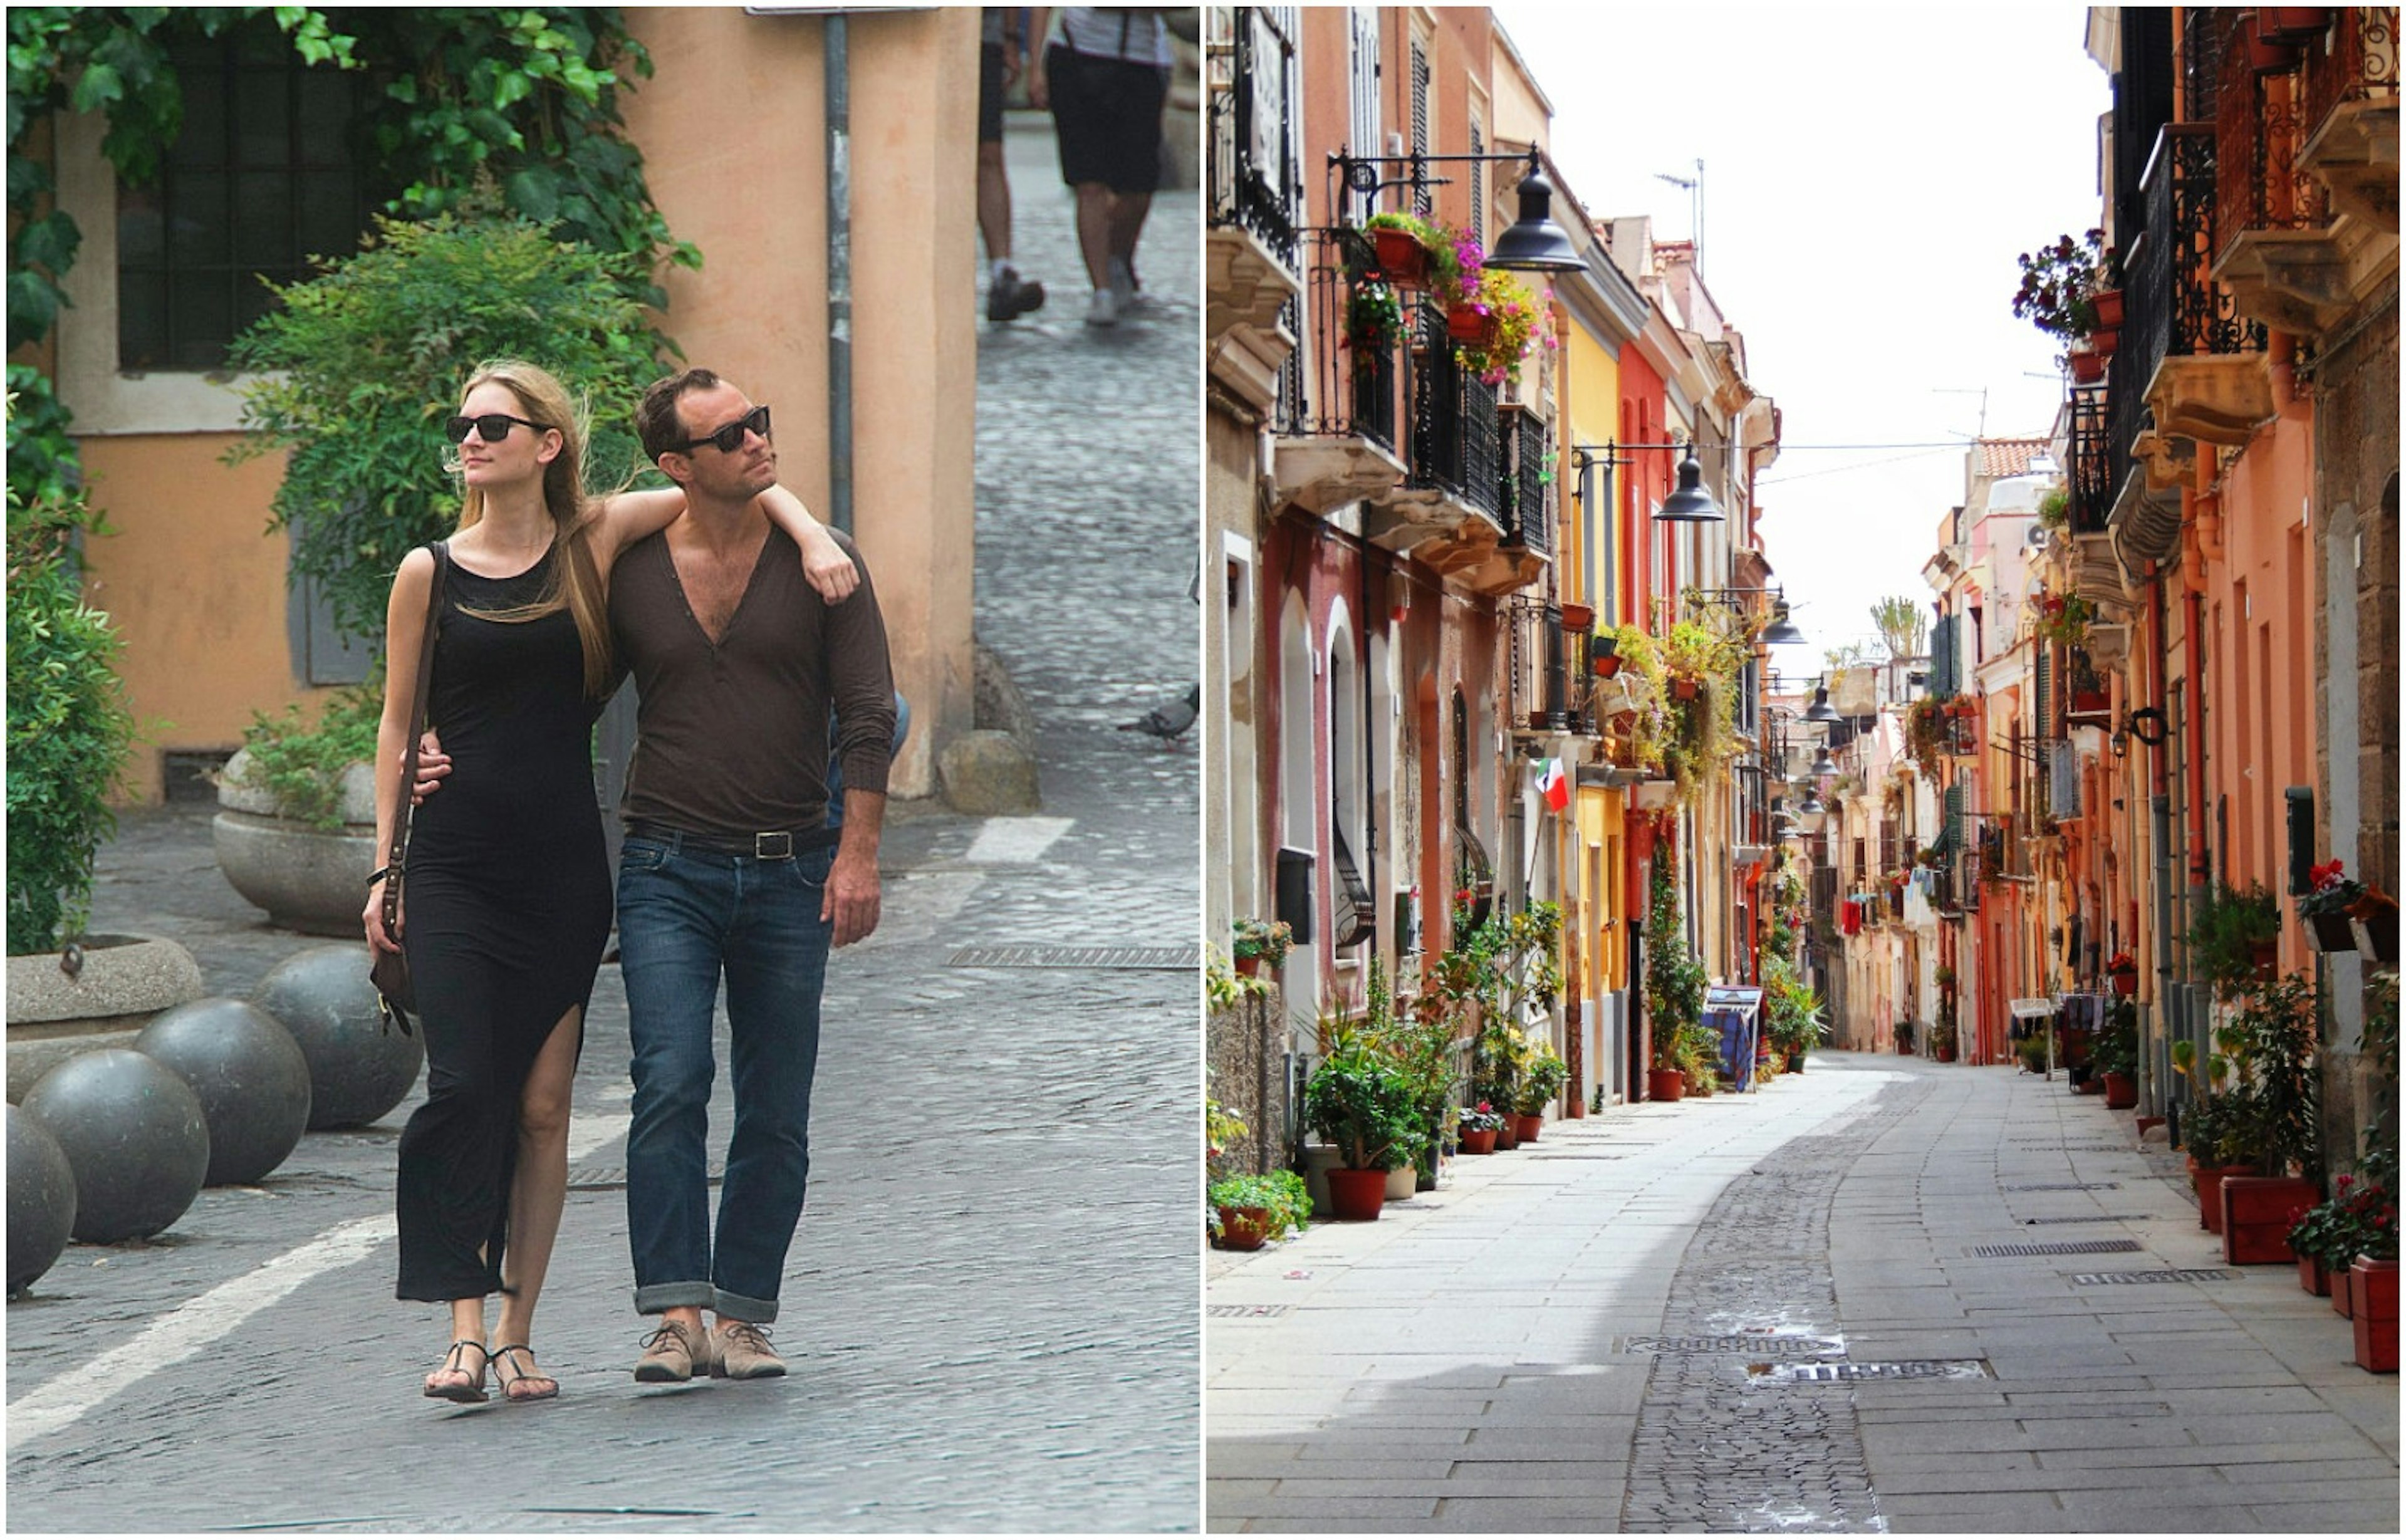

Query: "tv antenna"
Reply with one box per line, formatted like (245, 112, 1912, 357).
(1931, 386, 1989, 439)
(1653, 158, 1702, 270)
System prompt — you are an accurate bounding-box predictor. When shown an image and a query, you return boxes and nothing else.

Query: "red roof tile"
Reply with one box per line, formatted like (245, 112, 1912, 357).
(1976, 438, 2050, 479)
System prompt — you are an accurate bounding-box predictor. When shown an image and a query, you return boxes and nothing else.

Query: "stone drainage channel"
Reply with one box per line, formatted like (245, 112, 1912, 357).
(1618, 1080, 1939, 1534)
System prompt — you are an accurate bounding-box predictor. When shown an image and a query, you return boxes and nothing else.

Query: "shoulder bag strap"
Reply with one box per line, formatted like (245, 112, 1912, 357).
(378, 541, 447, 934)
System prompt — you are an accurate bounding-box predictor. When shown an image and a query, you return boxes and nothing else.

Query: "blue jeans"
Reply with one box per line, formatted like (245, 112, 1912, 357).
(617, 834, 835, 1323)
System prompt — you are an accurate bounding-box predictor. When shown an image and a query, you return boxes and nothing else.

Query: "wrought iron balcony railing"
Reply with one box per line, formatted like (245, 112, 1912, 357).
(1411, 311, 1502, 519)
(2216, 11, 2331, 251)
(1278, 227, 1399, 451)
(2107, 123, 2266, 494)
(2302, 7, 2402, 133)
(1204, 8, 1301, 269)
(1500, 404, 1552, 554)
(1507, 597, 1573, 733)
(2067, 381, 2113, 534)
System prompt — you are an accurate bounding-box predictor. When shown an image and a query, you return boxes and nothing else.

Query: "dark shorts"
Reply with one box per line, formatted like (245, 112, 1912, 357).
(1045, 45, 1167, 194)
(979, 41, 1006, 145)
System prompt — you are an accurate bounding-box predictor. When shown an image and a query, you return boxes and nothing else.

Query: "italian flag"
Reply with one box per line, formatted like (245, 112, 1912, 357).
(1536, 757, 1568, 813)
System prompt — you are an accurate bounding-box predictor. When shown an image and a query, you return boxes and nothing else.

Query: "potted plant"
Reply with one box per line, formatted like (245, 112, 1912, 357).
(1344, 280, 1407, 358)
(1232, 917, 1293, 977)
(2094, 997, 2140, 1108)
(1207, 1169, 1310, 1251)
(2187, 881, 2281, 1002)
(2350, 887, 2400, 965)
(1643, 865, 1706, 1100)
(2290, 1172, 2384, 1299)
(2011, 227, 2118, 370)
(210, 681, 385, 935)
(1895, 1019, 1916, 1055)
(1457, 1101, 1506, 1155)
(1358, 211, 1438, 291)
(1929, 1016, 1959, 1063)
(2031, 589, 2095, 649)
(1371, 957, 1461, 1192)
(1516, 1047, 1568, 1141)
(2106, 948, 2139, 996)
(2298, 859, 2363, 952)
(1303, 1029, 1422, 1221)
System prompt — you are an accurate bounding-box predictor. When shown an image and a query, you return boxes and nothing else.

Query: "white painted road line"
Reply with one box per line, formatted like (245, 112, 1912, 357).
(964, 816, 1075, 865)
(6, 1111, 633, 1445)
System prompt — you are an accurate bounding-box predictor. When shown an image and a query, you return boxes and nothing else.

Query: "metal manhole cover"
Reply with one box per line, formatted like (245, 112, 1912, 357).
(1207, 1303, 1290, 1318)
(1752, 1359, 1992, 1384)
(1998, 1181, 2122, 1191)
(1968, 1239, 2143, 1258)
(2073, 1269, 2239, 1285)
(1617, 1334, 1843, 1356)
(948, 945, 1199, 970)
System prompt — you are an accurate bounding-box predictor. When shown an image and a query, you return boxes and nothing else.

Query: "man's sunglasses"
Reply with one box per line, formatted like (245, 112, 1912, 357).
(444, 412, 549, 445)
(669, 405, 771, 455)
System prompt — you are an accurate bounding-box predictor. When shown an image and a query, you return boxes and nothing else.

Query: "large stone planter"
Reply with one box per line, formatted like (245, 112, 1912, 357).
(6, 933, 204, 1101)
(213, 749, 377, 936)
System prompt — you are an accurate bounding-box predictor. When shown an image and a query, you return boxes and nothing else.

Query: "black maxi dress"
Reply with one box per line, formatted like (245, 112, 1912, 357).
(394, 543, 612, 1301)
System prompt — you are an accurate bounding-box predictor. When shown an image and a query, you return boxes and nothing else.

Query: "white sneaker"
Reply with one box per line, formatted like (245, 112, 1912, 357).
(1085, 287, 1120, 328)
(1107, 255, 1138, 308)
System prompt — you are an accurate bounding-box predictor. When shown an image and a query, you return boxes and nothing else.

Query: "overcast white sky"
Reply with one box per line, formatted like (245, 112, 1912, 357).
(1495, 3, 2109, 672)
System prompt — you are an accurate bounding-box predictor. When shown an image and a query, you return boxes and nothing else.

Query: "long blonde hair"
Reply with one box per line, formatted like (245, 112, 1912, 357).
(451, 360, 613, 697)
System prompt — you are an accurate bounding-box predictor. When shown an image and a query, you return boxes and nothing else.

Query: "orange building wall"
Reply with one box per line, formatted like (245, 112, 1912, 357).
(79, 437, 318, 801)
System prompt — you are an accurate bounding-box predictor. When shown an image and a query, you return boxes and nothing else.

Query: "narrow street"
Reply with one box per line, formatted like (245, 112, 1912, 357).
(5, 113, 1199, 1533)
(1206, 1056, 2399, 1533)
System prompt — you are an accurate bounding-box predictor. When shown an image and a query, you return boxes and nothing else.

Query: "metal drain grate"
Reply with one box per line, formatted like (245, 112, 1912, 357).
(1752, 1359, 1992, 1384)
(2058, 1143, 2138, 1152)
(1968, 1239, 2143, 1258)
(2021, 1214, 2148, 1224)
(1528, 1152, 1625, 1161)
(566, 1163, 722, 1191)
(947, 944, 1199, 969)
(2072, 1268, 2240, 1285)
(1617, 1334, 1843, 1356)
(1206, 1303, 1291, 1318)
(1998, 1181, 2123, 1191)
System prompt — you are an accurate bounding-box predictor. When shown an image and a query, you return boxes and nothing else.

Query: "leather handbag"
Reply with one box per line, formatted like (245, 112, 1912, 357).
(368, 541, 447, 1034)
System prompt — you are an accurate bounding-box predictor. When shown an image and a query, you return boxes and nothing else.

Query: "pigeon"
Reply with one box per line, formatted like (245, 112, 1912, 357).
(1118, 684, 1199, 743)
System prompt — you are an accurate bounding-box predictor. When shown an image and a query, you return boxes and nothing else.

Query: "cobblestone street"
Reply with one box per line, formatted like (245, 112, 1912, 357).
(1206, 1056, 2399, 1533)
(6, 113, 1200, 1533)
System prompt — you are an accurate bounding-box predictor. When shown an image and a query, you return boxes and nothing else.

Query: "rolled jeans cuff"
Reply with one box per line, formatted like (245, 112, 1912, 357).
(712, 1286, 779, 1324)
(634, 1280, 717, 1315)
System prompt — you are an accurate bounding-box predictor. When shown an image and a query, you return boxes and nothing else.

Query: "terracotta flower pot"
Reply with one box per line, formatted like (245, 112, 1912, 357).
(2102, 1070, 2137, 1108)
(2335, 1263, 2355, 1318)
(1234, 954, 1261, 977)
(1560, 602, 1595, 632)
(2299, 1252, 2332, 1297)
(2351, 1257, 2398, 1373)
(1214, 1205, 1270, 1251)
(2307, 912, 2358, 952)
(2087, 326, 2119, 355)
(1670, 676, 1700, 701)
(1494, 1116, 1518, 1150)
(1646, 1068, 1685, 1103)
(2246, 11, 2304, 73)
(1514, 1113, 1543, 1144)
(2262, 8, 2333, 42)
(2091, 288, 2125, 329)
(2350, 909, 2398, 964)
(1459, 1127, 1497, 1155)
(1324, 1167, 1387, 1222)
(1368, 227, 1430, 290)
(2110, 969, 2137, 997)
(2193, 1163, 2257, 1234)
(2221, 1175, 2319, 1264)
(2070, 348, 2107, 384)
(1446, 304, 1497, 345)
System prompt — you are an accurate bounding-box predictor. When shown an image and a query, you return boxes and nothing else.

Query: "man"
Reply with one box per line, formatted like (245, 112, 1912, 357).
(1028, 6, 1174, 326)
(613, 367, 896, 1381)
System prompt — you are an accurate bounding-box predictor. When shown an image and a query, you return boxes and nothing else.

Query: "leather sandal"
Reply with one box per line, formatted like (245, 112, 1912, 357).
(423, 1339, 490, 1403)
(491, 1343, 559, 1403)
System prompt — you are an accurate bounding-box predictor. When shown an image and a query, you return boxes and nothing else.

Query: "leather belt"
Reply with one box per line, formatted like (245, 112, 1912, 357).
(624, 821, 838, 860)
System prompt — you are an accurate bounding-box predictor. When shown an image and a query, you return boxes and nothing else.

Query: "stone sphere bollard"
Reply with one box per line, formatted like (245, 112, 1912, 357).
(21, 1049, 210, 1244)
(8, 1105, 78, 1293)
(253, 947, 423, 1130)
(135, 997, 313, 1186)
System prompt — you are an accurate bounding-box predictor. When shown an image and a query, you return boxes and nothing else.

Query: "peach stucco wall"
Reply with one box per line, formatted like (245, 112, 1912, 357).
(78, 437, 318, 800)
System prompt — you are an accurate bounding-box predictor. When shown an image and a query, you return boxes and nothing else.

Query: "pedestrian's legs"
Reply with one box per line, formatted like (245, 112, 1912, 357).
(489, 1004, 581, 1399)
(1073, 182, 1117, 290)
(709, 847, 836, 1323)
(617, 842, 731, 1317)
(978, 138, 1013, 268)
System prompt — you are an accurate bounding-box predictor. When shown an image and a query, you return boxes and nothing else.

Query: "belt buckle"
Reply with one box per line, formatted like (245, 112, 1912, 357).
(754, 830, 793, 860)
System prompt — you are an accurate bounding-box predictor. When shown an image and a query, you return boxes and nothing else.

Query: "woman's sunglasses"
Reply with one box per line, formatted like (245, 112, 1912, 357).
(670, 405, 771, 455)
(444, 412, 549, 444)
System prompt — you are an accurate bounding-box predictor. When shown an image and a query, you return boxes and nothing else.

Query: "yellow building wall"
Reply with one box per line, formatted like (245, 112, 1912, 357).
(1560, 323, 1619, 617)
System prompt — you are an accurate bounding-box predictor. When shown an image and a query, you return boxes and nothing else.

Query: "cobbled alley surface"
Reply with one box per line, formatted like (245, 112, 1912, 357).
(6, 115, 1202, 1534)
(1206, 1054, 2399, 1533)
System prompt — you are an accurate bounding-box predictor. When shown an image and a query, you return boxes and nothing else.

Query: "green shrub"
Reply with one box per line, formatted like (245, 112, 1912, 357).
(2185, 880, 2280, 1003)
(7, 429, 135, 954)
(226, 200, 666, 642)
(1304, 1044, 1422, 1173)
(236, 680, 383, 831)
(1207, 1170, 1311, 1242)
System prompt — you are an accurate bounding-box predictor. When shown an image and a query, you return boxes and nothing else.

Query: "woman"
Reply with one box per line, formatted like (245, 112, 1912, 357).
(365, 360, 851, 1404)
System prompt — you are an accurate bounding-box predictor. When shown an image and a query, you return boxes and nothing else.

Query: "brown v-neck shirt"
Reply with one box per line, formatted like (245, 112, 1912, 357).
(610, 525, 895, 838)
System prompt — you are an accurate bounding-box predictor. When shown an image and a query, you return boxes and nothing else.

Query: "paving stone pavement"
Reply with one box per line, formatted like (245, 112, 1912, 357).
(1204, 1054, 2400, 1534)
(6, 113, 1201, 1534)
